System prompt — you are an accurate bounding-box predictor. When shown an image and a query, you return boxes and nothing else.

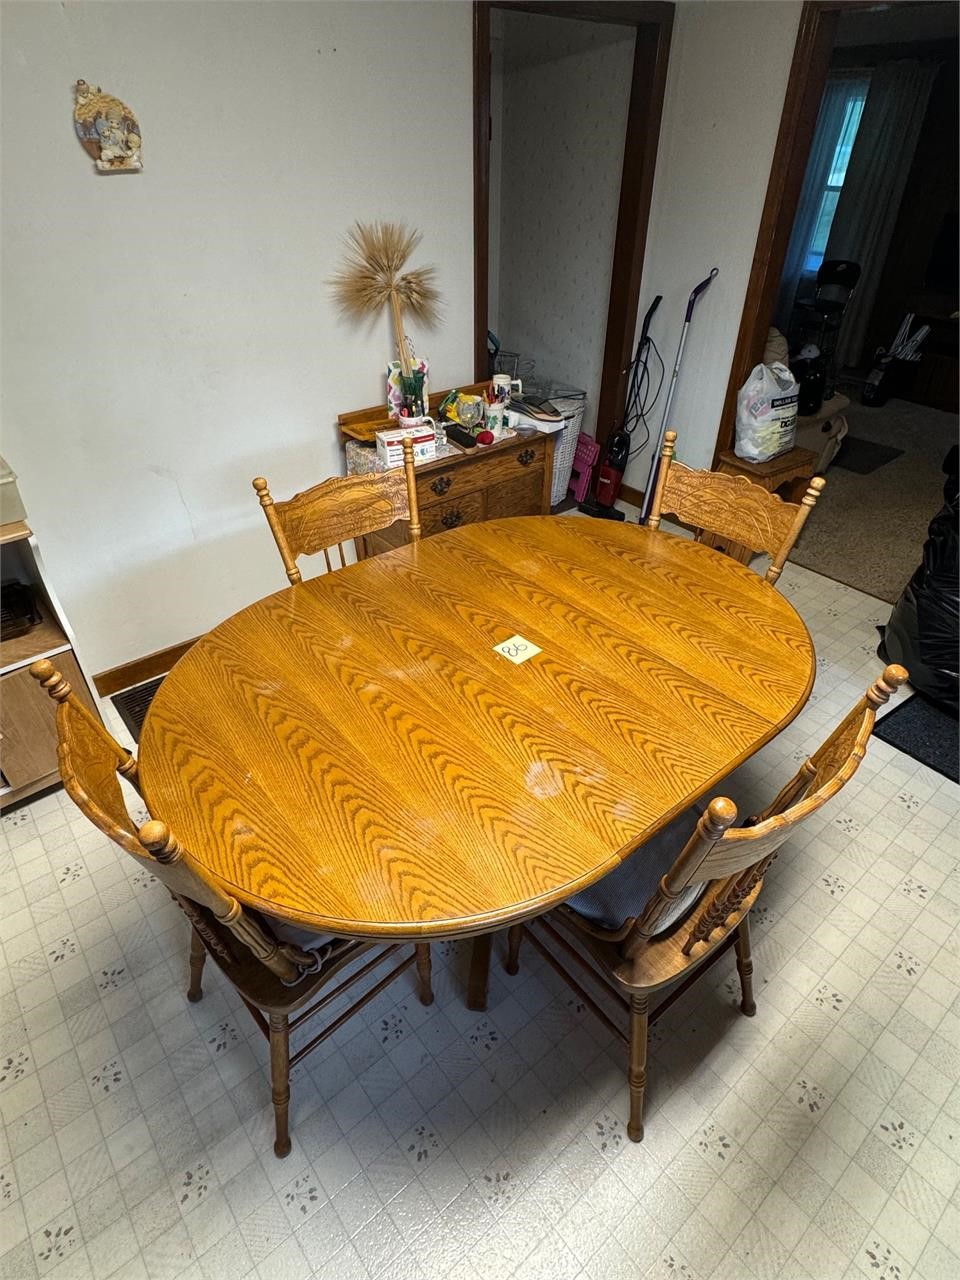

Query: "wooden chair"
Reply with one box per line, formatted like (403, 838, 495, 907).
(501, 663, 907, 1142)
(253, 435, 420, 585)
(30, 658, 433, 1157)
(647, 430, 826, 585)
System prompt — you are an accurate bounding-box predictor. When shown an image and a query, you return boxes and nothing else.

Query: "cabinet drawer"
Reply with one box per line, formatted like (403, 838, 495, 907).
(416, 436, 547, 508)
(476, 438, 547, 491)
(0, 649, 94, 791)
(420, 490, 485, 538)
(485, 469, 544, 520)
(416, 464, 475, 507)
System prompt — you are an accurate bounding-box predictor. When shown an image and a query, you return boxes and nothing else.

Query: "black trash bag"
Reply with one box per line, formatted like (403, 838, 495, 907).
(879, 445, 959, 713)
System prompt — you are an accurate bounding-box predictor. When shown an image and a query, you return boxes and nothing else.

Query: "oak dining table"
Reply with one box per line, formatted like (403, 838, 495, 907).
(137, 516, 815, 1009)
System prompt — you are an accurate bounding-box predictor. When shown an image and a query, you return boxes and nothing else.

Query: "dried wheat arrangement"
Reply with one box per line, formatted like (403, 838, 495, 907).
(329, 222, 440, 377)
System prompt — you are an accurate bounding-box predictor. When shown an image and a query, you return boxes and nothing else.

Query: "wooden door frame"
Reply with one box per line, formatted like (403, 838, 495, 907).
(713, 0, 895, 461)
(474, 1, 675, 457)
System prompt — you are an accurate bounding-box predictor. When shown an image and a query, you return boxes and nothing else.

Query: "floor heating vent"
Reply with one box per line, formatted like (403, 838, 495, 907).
(111, 675, 166, 742)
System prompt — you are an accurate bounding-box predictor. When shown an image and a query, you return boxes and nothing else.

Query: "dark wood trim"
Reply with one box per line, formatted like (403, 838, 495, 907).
(595, 12, 673, 457)
(473, 1, 492, 380)
(713, 0, 874, 461)
(620, 481, 645, 509)
(474, 0, 674, 459)
(94, 637, 198, 697)
(486, 1, 673, 24)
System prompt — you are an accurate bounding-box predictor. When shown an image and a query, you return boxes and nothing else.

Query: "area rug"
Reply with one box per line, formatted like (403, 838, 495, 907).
(833, 435, 904, 475)
(874, 694, 959, 784)
(791, 398, 958, 602)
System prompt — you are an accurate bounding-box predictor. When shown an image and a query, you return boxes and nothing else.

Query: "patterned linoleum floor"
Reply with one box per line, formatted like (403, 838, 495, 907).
(1, 561, 959, 1280)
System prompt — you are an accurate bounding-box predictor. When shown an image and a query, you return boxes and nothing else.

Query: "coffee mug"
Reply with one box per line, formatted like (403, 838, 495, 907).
(484, 401, 505, 438)
(492, 374, 522, 403)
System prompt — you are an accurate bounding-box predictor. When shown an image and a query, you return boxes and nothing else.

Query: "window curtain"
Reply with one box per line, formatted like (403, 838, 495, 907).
(774, 72, 870, 334)
(826, 59, 936, 369)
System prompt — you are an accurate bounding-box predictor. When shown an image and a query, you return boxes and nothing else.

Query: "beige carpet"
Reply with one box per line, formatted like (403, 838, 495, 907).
(791, 396, 958, 603)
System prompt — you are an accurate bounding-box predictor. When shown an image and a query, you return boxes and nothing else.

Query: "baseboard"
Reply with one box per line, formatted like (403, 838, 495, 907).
(94, 637, 198, 696)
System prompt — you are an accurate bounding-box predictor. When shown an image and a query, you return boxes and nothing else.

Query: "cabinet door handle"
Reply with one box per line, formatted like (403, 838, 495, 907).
(517, 449, 536, 467)
(441, 510, 464, 529)
(430, 476, 452, 496)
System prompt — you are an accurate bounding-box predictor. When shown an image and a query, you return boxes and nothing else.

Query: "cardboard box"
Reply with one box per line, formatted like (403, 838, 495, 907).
(375, 422, 437, 468)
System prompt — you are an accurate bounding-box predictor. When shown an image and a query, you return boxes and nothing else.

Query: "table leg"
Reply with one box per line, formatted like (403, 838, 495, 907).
(467, 934, 493, 1011)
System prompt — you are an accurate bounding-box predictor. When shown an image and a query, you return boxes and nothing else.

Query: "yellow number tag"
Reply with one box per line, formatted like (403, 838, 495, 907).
(493, 635, 542, 665)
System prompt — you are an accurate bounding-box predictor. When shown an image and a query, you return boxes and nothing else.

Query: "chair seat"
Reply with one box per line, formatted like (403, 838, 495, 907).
(604, 875, 765, 993)
(566, 806, 706, 934)
(258, 911, 337, 952)
(797, 299, 847, 319)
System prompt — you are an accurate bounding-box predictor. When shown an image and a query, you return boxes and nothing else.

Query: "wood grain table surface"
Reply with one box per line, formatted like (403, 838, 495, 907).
(137, 518, 815, 940)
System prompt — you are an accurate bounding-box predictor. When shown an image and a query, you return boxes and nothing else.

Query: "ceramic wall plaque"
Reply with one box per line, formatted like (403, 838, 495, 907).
(73, 80, 142, 172)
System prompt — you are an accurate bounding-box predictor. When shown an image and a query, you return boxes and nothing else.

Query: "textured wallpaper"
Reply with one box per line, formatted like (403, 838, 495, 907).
(493, 10, 634, 436)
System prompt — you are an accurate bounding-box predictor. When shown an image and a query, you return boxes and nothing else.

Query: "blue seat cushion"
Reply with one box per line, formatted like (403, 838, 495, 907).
(261, 913, 335, 951)
(566, 805, 706, 934)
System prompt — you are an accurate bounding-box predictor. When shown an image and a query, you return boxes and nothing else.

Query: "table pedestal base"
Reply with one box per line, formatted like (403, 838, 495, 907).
(467, 934, 492, 1010)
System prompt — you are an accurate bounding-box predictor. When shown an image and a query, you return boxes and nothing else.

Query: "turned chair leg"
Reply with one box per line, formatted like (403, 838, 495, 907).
(187, 929, 206, 1003)
(628, 994, 649, 1142)
(415, 944, 434, 1006)
(269, 1012, 292, 1157)
(505, 924, 523, 976)
(735, 916, 757, 1016)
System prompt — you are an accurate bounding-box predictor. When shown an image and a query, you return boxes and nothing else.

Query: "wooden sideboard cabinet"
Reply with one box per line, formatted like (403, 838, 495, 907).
(1, 520, 101, 809)
(368, 434, 554, 554)
(337, 386, 556, 554)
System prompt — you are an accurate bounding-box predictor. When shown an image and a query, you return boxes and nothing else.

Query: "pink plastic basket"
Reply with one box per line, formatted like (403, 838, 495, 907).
(568, 433, 600, 504)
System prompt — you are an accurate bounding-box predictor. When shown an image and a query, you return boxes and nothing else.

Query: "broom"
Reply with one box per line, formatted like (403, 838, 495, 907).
(329, 222, 440, 378)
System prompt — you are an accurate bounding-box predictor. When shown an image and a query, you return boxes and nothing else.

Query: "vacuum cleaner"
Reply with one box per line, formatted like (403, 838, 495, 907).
(578, 295, 662, 521)
(580, 266, 718, 520)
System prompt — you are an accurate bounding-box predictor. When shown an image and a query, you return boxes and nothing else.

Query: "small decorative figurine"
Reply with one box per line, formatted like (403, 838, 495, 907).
(73, 80, 142, 172)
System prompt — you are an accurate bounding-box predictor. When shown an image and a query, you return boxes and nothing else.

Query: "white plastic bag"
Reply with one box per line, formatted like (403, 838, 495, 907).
(735, 362, 798, 463)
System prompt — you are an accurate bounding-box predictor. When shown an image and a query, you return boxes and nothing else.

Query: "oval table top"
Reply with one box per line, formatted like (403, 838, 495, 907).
(138, 517, 814, 939)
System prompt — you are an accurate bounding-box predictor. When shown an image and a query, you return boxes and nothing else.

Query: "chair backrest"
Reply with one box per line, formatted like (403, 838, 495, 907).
(620, 663, 908, 958)
(816, 258, 861, 306)
(253, 435, 420, 585)
(647, 431, 826, 584)
(30, 659, 319, 986)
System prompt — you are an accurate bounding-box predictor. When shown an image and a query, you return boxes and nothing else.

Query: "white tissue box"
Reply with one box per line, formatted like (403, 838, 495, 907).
(375, 422, 437, 467)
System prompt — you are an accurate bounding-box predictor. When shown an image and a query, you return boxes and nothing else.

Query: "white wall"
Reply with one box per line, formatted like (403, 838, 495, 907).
(494, 10, 634, 434)
(623, 0, 803, 491)
(0, 0, 473, 674)
(2, 0, 807, 672)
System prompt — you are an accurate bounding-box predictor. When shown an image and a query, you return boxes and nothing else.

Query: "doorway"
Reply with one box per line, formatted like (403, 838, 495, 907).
(473, 2, 673, 468)
(719, 0, 958, 605)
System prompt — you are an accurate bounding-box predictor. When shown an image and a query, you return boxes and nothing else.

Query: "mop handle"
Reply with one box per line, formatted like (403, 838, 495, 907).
(640, 268, 719, 523)
(685, 267, 719, 322)
(660, 268, 718, 433)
